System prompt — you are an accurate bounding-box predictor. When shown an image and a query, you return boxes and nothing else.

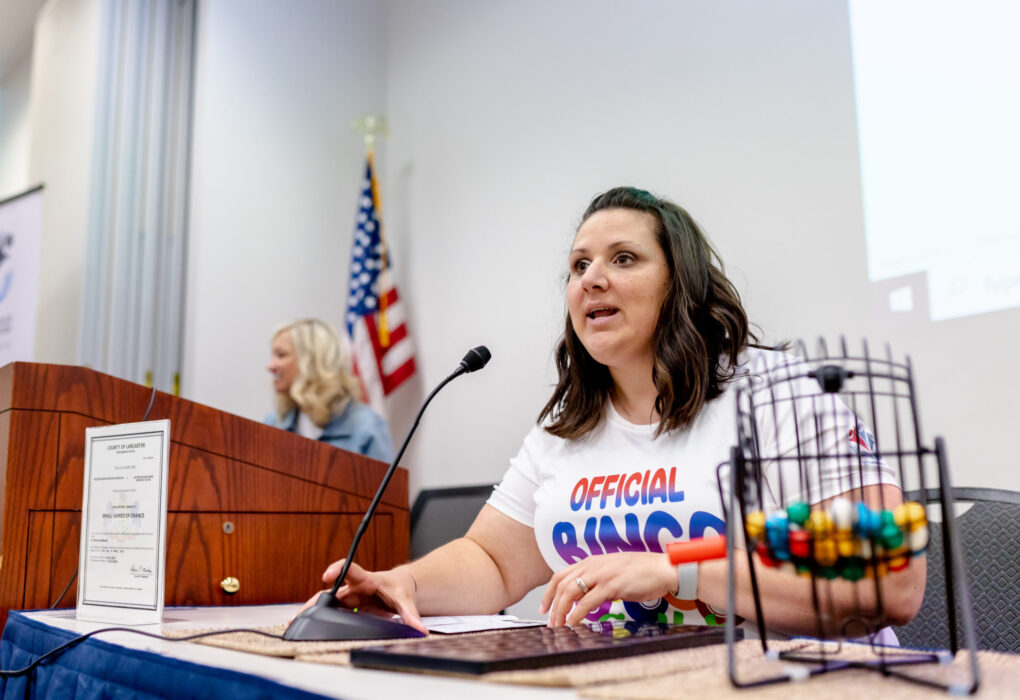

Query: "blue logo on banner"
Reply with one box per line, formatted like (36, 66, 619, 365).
(0, 232, 12, 268)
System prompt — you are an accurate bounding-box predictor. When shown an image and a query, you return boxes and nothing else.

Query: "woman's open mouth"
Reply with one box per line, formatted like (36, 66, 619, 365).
(587, 307, 618, 319)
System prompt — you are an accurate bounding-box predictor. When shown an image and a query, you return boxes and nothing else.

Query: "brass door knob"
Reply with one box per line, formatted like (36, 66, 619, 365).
(220, 576, 240, 594)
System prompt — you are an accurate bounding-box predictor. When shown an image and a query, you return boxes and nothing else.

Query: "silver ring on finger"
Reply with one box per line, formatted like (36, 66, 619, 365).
(575, 577, 590, 594)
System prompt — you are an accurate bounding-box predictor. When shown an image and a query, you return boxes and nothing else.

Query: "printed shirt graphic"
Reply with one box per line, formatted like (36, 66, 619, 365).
(848, 420, 881, 464)
(487, 349, 898, 627)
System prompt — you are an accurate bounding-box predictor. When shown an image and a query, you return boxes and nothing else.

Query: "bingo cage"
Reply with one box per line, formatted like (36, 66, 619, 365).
(714, 339, 980, 693)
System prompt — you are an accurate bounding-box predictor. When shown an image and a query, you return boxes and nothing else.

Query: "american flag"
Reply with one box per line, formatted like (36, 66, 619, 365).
(345, 157, 416, 414)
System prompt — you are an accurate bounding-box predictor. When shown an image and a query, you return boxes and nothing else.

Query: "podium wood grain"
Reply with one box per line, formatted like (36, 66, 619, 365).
(0, 362, 409, 627)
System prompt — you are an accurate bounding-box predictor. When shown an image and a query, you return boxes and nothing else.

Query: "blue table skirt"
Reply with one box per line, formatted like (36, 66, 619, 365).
(0, 611, 332, 699)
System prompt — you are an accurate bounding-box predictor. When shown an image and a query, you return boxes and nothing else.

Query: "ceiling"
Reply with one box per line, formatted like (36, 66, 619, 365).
(0, 0, 48, 81)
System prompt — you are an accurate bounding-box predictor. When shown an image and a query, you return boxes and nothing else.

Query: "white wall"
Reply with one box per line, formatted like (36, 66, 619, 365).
(184, 0, 387, 422)
(26, 0, 102, 363)
(0, 51, 33, 200)
(182, 0, 1020, 500)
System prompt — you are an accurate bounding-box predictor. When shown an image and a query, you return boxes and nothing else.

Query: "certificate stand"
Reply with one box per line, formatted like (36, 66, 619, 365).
(76, 421, 170, 625)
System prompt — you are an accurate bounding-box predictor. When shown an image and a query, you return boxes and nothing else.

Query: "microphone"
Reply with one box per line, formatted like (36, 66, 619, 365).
(284, 346, 492, 641)
(458, 346, 490, 374)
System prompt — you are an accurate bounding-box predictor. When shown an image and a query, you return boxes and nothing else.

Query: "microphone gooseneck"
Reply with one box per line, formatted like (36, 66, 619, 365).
(284, 346, 491, 641)
(329, 344, 491, 596)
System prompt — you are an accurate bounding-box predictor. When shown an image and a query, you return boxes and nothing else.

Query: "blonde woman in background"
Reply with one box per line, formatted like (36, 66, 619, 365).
(265, 318, 395, 462)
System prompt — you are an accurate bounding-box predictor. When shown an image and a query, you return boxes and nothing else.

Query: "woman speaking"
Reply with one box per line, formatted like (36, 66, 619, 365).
(300, 188, 923, 636)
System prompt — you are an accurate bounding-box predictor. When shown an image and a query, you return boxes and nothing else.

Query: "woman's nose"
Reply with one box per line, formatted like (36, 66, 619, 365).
(581, 260, 608, 291)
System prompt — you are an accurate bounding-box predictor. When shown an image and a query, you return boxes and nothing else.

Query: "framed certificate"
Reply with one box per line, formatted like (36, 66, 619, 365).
(76, 420, 170, 624)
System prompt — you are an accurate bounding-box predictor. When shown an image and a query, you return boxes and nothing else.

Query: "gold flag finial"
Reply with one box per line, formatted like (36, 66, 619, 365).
(352, 115, 389, 151)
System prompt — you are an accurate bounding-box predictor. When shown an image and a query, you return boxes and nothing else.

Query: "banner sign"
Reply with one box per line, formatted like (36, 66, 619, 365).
(0, 185, 43, 366)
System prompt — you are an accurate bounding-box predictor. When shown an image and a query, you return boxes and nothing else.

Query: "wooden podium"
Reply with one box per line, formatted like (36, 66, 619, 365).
(0, 362, 409, 628)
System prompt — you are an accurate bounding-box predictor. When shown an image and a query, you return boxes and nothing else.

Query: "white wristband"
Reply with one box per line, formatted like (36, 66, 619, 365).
(672, 562, 699, 600)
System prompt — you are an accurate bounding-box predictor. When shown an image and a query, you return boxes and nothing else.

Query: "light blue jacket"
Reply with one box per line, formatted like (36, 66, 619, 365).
(264, 401, 395, 463)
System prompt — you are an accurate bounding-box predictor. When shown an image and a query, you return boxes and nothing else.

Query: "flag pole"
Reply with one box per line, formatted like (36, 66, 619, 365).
(352, 115, 391, 347)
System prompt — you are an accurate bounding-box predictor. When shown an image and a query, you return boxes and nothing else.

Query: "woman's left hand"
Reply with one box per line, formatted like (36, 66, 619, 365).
(540, 552, 678, 627)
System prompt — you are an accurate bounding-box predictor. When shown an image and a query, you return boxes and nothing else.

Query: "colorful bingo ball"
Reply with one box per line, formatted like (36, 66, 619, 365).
(814, 538, 838, 567)
(745, 511, 766, 540)
(889, 555, 910, 572)
(880, 526, 904, 550)
(885, 543, 910, 560)
(807, 510, 834, 537)
(908, 526, 929, 553)
(880, 509, 896, 528)
(894, 501, 927, 531)
(855, 503, 880, 537)
(789, 529, 811, 559)
(829, 497, 854, 531)
(787, 501, 810, 526)
(756, 541, 778, 568)
(766, 513, 790, 550)
(842, 560, 865, 581)
(831, 519, 854, 560)
(879, 513, 904, 549)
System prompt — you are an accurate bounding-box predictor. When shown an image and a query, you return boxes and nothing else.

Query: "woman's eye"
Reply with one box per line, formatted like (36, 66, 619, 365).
(615, 252, 635, 265)
(571, 259, 589, 274)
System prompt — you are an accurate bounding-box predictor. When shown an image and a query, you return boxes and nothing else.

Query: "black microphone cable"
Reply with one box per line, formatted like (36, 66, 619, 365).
(141, 383, 158, 421)
(0, 625, 287, 678)
(48, 569, 78, 611)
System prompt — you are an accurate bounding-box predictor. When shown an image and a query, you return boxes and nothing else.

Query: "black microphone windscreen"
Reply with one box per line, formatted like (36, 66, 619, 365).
(460, 346, 491, 373)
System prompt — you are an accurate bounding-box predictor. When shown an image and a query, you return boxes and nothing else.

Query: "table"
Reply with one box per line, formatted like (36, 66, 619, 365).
(4, 606, 1014, 699)
(0, 605, 576, 699)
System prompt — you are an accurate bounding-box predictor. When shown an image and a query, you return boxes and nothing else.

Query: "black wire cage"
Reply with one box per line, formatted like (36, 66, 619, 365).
(716, 338, 980, 694)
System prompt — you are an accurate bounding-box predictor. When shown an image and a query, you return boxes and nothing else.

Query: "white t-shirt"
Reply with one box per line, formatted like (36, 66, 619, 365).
(487, 348, 897, 627)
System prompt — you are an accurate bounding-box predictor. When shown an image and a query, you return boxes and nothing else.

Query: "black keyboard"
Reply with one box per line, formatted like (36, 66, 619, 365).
(350, 622, 736, 675)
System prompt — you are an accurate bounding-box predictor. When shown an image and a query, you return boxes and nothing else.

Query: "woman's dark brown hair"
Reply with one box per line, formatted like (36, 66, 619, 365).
(538, 186, 757, 439)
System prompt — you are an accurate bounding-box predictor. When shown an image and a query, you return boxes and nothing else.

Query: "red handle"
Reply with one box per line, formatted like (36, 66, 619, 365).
(667, 535, 727, 565)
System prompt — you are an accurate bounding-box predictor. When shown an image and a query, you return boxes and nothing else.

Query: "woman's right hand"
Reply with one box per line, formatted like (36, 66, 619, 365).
(289, 559, 428, 635)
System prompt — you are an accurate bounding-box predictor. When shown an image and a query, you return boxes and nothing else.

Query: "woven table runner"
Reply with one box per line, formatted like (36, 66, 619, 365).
(579, 644, 1016, 700)
(166, 626, 1013, 697)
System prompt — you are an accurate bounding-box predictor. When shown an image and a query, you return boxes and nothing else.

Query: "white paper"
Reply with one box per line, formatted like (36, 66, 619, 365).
(422, 615, 546, 634)
(77, 420, 170, 625)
